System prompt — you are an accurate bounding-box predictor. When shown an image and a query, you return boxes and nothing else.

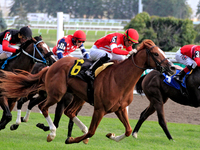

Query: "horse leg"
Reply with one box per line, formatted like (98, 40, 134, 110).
(10, 97, 29, 130)
(65, 106, 105, 144)
(106, 108, 132, 142)
(155, 103, 173, 140)
(132, 104, 155, 138)
(0, 97, 12, 130)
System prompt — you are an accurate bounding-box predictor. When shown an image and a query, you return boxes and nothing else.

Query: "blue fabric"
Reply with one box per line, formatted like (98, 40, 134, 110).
(57, 52, 63, 59)
(1, 54, 18, 69)
(57, 38, 66, 51)
(163, 70, 188, 90)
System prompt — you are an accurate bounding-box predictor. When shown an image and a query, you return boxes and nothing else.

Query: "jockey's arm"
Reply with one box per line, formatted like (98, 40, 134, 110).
(56, 38, 66, 59)
(111, 44, 129, 55)
(2, 32, 17, 53)
(79, 44, 89, 59)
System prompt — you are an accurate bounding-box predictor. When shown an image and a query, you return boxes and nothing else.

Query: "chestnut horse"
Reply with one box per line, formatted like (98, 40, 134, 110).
(0, 36, 56, 130)
(0, 39, 176, 143)
(132, 68, 200, 140)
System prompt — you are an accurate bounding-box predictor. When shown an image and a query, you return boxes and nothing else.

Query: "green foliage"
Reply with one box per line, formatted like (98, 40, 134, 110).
(13, 3, 29, 29)
(125, 12, 196, 51)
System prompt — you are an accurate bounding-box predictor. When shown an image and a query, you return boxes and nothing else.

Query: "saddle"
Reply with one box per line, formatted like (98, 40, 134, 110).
(68, 59, 113, 106)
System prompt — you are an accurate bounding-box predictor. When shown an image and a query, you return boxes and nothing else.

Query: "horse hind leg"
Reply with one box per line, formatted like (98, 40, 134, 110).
(132, 104, 155, 138)
(106, 108, 132, 142)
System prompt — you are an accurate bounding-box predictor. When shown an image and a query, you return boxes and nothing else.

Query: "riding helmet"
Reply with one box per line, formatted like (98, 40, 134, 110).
(124, 28, 139, 43)
(73, 30, 86, 41)
(19, 26, 32, 39)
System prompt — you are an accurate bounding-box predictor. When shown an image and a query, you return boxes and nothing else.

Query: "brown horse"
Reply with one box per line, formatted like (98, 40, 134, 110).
(0, 36, 56, 130)
(0, 39, 176, 143)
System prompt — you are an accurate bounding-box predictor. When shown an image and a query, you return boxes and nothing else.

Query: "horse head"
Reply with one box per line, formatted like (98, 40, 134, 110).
(132, 39, 176, 76)
(20, 36, 56, 66)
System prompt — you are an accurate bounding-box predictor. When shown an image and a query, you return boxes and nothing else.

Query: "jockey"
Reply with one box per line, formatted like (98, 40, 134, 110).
(173, 45, 200, 83)
(0, 26, 32, 59)
(52, 30, 89, 60)
(85, 28, 139, 80)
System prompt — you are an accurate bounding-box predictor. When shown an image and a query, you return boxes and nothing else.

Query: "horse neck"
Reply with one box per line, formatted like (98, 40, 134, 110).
(113, 54, 146, 92)
(4, 53, 35, 72)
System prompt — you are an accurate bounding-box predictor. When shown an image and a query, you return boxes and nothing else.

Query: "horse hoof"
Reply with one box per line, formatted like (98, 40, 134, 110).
(21, 117, 25, 122)
(10, 124, 19, 130)
(132, 132, 138, 138)
(106, 133, 115, 139)
(65, 137, 74, 144)
(83, 138, 89, 144)
(47, 134, 55, 142)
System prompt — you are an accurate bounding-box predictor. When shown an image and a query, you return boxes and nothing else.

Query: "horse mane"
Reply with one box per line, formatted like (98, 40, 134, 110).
(19, 35, 42, 50)
(137, 39, 156, 51)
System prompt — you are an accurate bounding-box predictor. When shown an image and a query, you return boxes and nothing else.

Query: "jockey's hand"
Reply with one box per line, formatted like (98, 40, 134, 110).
(129, 49, 137, 55)
(16, 47, 22, 53)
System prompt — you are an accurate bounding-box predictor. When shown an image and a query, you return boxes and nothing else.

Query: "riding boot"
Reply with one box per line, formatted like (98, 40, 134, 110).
(85, 54, 110, 80)
(173, 70, 186, 83)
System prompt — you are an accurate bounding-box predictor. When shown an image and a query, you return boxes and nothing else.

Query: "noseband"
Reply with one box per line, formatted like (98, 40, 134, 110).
(131, 45, 168, 72)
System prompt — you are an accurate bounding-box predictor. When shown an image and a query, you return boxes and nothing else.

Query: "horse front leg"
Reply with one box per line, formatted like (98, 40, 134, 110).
(65, 108, 105, 144)
(10, 97, 29, 130)
(0, 97, 12, 130)
(106, 107, 132, 142)
(155, 103, 173, 140)
(132, 104, 155, 138)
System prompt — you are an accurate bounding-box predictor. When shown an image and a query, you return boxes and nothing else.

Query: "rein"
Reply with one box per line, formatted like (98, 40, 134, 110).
(131, 45, 168, 72)
(22, 40, 47, 64)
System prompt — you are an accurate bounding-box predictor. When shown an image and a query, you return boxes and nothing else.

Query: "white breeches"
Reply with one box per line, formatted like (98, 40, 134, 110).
(175, 49, 197, 69)
(90, 45, 126, 61)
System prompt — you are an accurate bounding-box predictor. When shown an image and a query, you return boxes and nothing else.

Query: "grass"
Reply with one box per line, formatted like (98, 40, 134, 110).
(0, 110, 200, 150)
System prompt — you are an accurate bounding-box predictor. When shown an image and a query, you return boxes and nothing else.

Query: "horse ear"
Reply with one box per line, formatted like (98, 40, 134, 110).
(39, 35, 42, 39)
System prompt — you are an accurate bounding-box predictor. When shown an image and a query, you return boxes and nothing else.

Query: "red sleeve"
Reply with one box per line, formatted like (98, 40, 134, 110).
(194, 57, 200, 67)
(112, 47, 129, 55)
(2, 40, 17, 53)
(126, 46, 132, 51)
(2, 32, 17, 53)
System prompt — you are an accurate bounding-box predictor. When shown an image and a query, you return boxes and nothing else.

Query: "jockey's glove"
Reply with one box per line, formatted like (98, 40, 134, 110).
(129, 49, 137, 55)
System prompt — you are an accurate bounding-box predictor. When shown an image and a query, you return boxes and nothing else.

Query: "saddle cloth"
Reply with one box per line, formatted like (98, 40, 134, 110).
(163, 70, 188, 90)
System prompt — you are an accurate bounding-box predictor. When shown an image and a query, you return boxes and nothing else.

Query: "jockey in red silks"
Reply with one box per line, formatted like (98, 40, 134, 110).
(173, 45, 200, 83)
(52, 30, 89, 60)
(85, 28, 139, 80)
(0, 26, 32, 59)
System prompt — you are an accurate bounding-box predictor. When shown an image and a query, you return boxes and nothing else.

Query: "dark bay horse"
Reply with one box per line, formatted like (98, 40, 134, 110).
(0, 39, 176, 143)
(132, 68, 200, 140)
(0, 36, 56, 130)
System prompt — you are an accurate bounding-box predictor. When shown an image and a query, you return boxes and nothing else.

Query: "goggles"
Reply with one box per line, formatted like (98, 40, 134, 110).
(128, 39, 135, 44)
(77, 40, 85, 43)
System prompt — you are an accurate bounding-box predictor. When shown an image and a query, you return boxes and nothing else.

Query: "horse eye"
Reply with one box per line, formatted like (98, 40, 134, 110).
(154, 53, 159, 56)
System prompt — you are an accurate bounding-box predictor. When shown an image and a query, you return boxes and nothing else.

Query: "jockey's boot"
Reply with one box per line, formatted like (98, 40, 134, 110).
(85, 54, 110, 80)
(173, 70, 186, 83)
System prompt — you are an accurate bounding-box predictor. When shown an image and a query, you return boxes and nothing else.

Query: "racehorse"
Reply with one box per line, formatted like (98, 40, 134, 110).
(0, 39, 176, 143)
(132, 68, 200, 140)
(0, 36, 56, 130)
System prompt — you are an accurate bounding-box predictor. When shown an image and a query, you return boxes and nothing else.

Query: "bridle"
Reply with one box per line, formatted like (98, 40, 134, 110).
(131, 45, 169, 73)
(21, 40, 53, 65)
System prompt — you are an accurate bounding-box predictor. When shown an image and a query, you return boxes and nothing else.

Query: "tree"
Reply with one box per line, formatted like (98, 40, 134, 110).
(0, 10, 7, 31)
(13, 3, 29, 29)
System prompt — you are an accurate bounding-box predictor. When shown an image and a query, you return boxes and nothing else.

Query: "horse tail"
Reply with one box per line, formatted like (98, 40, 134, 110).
(0, 67, 49, 99)
(136, 75, 146, 95)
